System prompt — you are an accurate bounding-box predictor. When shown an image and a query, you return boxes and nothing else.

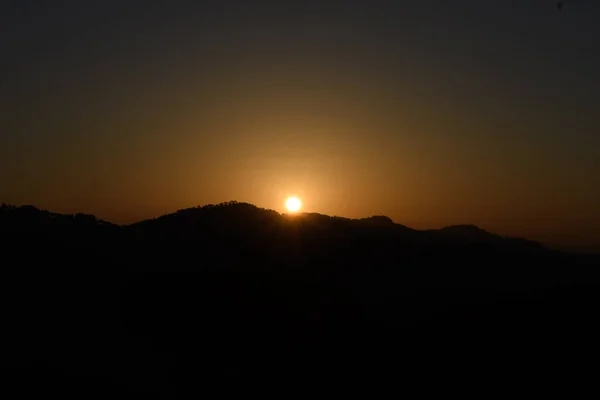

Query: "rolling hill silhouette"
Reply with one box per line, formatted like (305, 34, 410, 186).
(1, 201, 599, 397)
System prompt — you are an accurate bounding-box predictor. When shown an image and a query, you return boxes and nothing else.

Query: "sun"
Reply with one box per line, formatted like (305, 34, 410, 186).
(285, 196, 302, 213)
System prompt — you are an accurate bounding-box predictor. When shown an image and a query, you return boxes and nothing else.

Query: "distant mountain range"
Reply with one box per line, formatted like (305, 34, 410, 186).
(4, 199, 590, 283)
(0, 201, 547, 250)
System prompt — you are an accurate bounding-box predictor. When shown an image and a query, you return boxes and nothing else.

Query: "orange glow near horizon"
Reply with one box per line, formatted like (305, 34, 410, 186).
(1, 2, 599, 253)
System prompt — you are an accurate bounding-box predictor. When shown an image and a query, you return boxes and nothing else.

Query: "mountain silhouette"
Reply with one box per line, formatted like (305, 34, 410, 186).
(0, 202, 562, 253)
(1, 201, 598, 397)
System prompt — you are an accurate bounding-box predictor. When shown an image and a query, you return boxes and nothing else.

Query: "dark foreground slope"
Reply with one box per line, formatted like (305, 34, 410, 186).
(1, 202, 599, 397)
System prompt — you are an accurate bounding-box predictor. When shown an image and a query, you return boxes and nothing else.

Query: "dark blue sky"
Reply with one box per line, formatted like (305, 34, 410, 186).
(1, 0, 599, 250)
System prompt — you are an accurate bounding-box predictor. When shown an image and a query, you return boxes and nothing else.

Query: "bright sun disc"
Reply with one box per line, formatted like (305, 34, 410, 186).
(285, 197, 302, 213)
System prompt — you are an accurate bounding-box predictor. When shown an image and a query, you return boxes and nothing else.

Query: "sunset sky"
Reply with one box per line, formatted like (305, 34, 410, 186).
(1, 0, 599, 251)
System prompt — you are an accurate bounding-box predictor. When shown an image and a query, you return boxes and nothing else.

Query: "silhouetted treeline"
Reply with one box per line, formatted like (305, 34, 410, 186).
(1, 202, 599, 397)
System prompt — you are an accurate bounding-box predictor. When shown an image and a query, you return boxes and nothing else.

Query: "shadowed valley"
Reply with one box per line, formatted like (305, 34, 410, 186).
(1, 201, 599, 396)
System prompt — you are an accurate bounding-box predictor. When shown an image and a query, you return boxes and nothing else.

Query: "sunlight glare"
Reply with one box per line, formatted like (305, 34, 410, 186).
(285, 196, 302, 213)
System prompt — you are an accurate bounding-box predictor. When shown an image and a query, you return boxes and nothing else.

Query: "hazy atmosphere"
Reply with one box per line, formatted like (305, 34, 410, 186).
(1, 0, 598, 251)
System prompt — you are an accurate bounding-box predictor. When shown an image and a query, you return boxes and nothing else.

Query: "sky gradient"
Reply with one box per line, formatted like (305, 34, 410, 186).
(1, 0, 599, 251)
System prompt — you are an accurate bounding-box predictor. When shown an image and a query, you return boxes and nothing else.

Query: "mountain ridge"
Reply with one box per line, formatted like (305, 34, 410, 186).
(0, 201, 550, 252)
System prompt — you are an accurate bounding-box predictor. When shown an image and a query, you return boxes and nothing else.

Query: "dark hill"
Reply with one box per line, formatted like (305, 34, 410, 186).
(428, 224, 546, 252)
(1, 201, 598, 397)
